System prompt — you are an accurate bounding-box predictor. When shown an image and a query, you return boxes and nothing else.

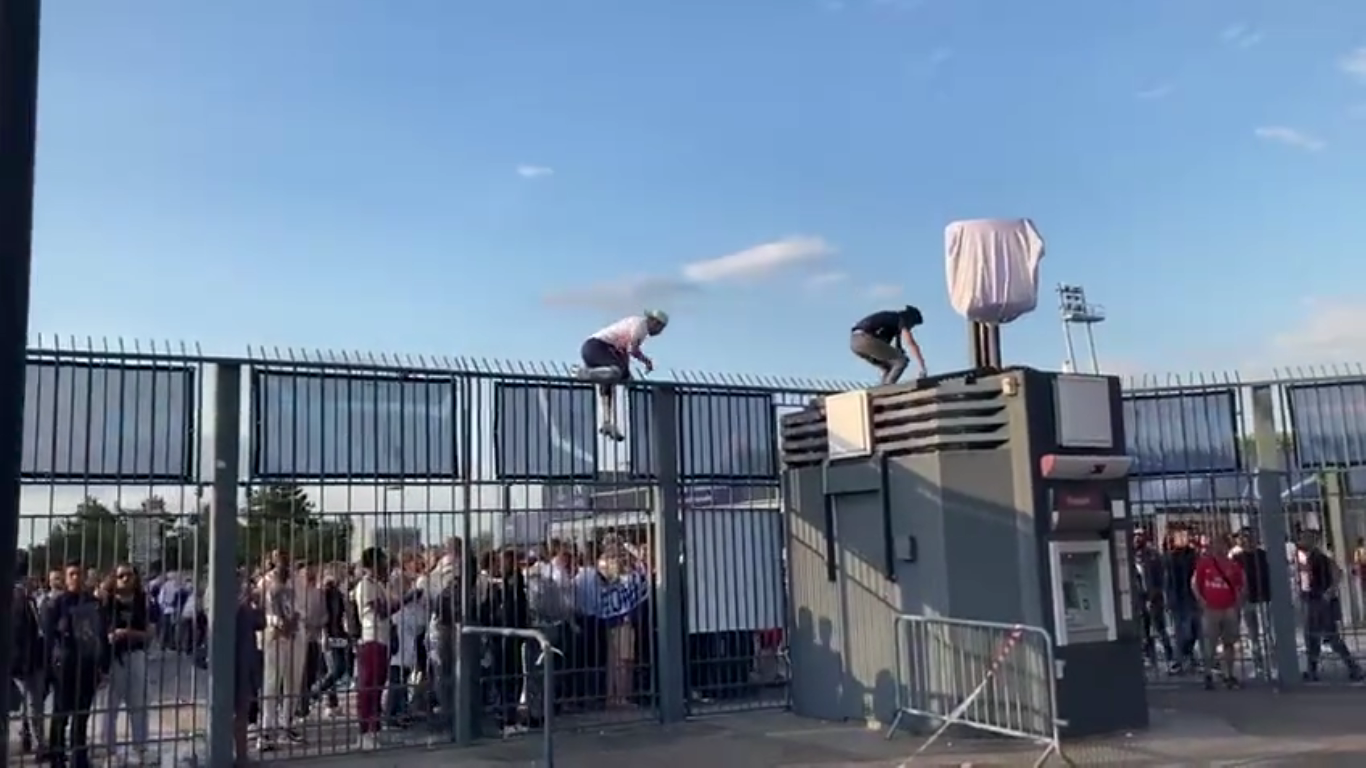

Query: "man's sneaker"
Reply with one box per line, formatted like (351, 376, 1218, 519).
(1303, 669, 1320, 682)
(1223, 675, 1242, 690)
(284, 728, 305, 743)
(324, 705, 341, 719)
(1166, 661, 1184, 675)
(357, 734, 380, 751)
(1202, 674, 1216, 690)
(255, 737, 276, 753)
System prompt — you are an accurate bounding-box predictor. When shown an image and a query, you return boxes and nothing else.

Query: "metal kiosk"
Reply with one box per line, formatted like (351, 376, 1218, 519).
(780, 368, 1148, 739)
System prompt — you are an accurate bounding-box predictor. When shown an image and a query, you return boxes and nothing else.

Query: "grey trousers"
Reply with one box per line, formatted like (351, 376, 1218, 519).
(850, 331, 908, 384)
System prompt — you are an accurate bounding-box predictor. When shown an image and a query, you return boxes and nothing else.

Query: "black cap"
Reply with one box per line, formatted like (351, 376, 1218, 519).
(902, 305, 924, 327)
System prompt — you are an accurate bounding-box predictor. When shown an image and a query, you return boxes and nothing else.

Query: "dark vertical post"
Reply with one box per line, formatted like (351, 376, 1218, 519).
(968, 321, 1002, 370)
(1250, 384, 1300, 688)
(0, 1, 42, 759)
(650, 385, 686, 723)
(206, 363, 243, 767)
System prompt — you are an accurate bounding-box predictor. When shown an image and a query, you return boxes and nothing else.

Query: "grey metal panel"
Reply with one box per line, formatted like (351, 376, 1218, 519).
(880, 455, 952, 723)
(870, 379, 1010, 457)
(830, 488, 903, 724)
(785, 467, 857, 721)
(936, 450, 1035, 625)
(823, 459, 882, 496)
(780, 408, 828, 468)
(885, 454, 948, 617)
(780, 374, 1016, 466)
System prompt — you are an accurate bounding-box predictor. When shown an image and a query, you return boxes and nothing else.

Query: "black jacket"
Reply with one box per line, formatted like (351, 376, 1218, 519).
(42, 590, 110, 674)
(1163, 547, 1199, 610)
(320, 582, 347, 640)
(1134, 547, 1164, 599)
(10, 583, 43, 677)
(480, 572, 528, 630)
(102, 588, 150, 658)
(1233, 547, 1272, 604)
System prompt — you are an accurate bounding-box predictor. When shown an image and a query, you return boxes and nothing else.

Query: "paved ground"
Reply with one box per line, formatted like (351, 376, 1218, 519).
(274, 687, 1366, 767)
(12, 646, 1366, 766)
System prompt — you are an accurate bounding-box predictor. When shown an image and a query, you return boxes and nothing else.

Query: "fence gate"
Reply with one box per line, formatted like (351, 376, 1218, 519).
(1122, 370, 1366, 690)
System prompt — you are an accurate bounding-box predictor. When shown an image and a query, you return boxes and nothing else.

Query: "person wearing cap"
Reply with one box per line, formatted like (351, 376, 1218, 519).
(850, 305, 927, 385)
(577, 309, 670, 441)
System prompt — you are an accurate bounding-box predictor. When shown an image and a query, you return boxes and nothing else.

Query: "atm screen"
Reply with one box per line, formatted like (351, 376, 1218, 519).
(1059, 551, 1106, 630)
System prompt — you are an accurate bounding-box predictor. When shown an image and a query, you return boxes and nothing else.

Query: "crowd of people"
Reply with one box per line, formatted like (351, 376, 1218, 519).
(9, 532, 671, 767)
(1133, 523, 1364, 689)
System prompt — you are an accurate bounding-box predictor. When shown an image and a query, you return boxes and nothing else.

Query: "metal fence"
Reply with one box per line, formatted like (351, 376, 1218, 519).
(886, 615, 1064, 767)
(10, 339, 855, 766)
(15, 339, 1366, 765)
(1118, 367, 1366, 690)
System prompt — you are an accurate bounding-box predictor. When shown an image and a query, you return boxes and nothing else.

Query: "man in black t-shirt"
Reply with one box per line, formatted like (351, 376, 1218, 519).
(850, 305, 927, 385)
(1295, 532, 1364, 681)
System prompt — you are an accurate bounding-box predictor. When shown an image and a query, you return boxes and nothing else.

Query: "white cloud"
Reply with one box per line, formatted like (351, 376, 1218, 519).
(542, 275, 697, 312)
(805, 271, 848, 289)
(1220, 24, 1263, 49)
(1269, 298, 1366, 366)
(681, 235, 834, 283)
(515, 164, 555, 179)
(546, 235, 835, 310)
(1136, 84, 1174, 100)
(1340, 48, 1366, 82)
(867, 283, 902, 299)
(1253, 126, 1326, 152)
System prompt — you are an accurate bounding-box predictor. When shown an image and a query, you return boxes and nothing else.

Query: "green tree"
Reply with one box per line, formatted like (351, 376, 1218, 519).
(240, 484, 351, 566)
(159, 503, 211, 573)
(34, 497, 128, 574)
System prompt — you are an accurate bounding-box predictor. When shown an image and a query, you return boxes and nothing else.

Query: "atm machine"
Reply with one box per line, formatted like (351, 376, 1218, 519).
(781, 368, 1149, 737)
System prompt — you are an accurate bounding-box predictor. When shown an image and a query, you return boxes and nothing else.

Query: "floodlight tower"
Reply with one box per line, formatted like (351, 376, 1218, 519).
(1057, 283, 1106, 374)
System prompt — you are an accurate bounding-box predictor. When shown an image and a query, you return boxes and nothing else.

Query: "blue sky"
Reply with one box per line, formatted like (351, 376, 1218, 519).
(20, 0, 1366, 549)
(30, 0, 1366, 383)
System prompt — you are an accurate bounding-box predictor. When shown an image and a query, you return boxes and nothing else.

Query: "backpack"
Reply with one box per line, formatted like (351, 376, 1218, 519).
(343, 596, 363, 640)
(11, 585, 40, 676)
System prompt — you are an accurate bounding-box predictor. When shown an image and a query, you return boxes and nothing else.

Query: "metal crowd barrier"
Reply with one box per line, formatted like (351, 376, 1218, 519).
(460, 626, 562, 768)
(886, 615, 1068, 767)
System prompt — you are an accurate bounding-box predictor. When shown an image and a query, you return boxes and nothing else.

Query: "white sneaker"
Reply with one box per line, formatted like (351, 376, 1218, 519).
(359, 733, 380, 751)
(324, 705, 340, 719)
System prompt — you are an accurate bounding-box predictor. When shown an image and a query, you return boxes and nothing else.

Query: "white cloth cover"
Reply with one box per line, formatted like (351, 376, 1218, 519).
(944, 218, 1045, 323)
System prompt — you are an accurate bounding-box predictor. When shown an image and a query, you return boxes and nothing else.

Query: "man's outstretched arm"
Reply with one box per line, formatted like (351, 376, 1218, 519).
(903, 329, 927, 377)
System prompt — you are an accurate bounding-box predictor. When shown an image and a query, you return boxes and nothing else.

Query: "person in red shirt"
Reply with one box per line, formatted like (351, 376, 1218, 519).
(1191, 534, 1245, 689)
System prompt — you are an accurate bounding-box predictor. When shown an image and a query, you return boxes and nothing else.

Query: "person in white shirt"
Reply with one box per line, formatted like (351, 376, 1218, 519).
(576, 310, 670, 440)
(351, 548, 419, 749)
(385, 570, 425, 725)
(256, 552, 307, 751)
(421, 539, 465, 721)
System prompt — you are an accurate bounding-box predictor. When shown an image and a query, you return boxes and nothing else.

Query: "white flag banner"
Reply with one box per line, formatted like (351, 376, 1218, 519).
(945, 218, 1045, 323)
